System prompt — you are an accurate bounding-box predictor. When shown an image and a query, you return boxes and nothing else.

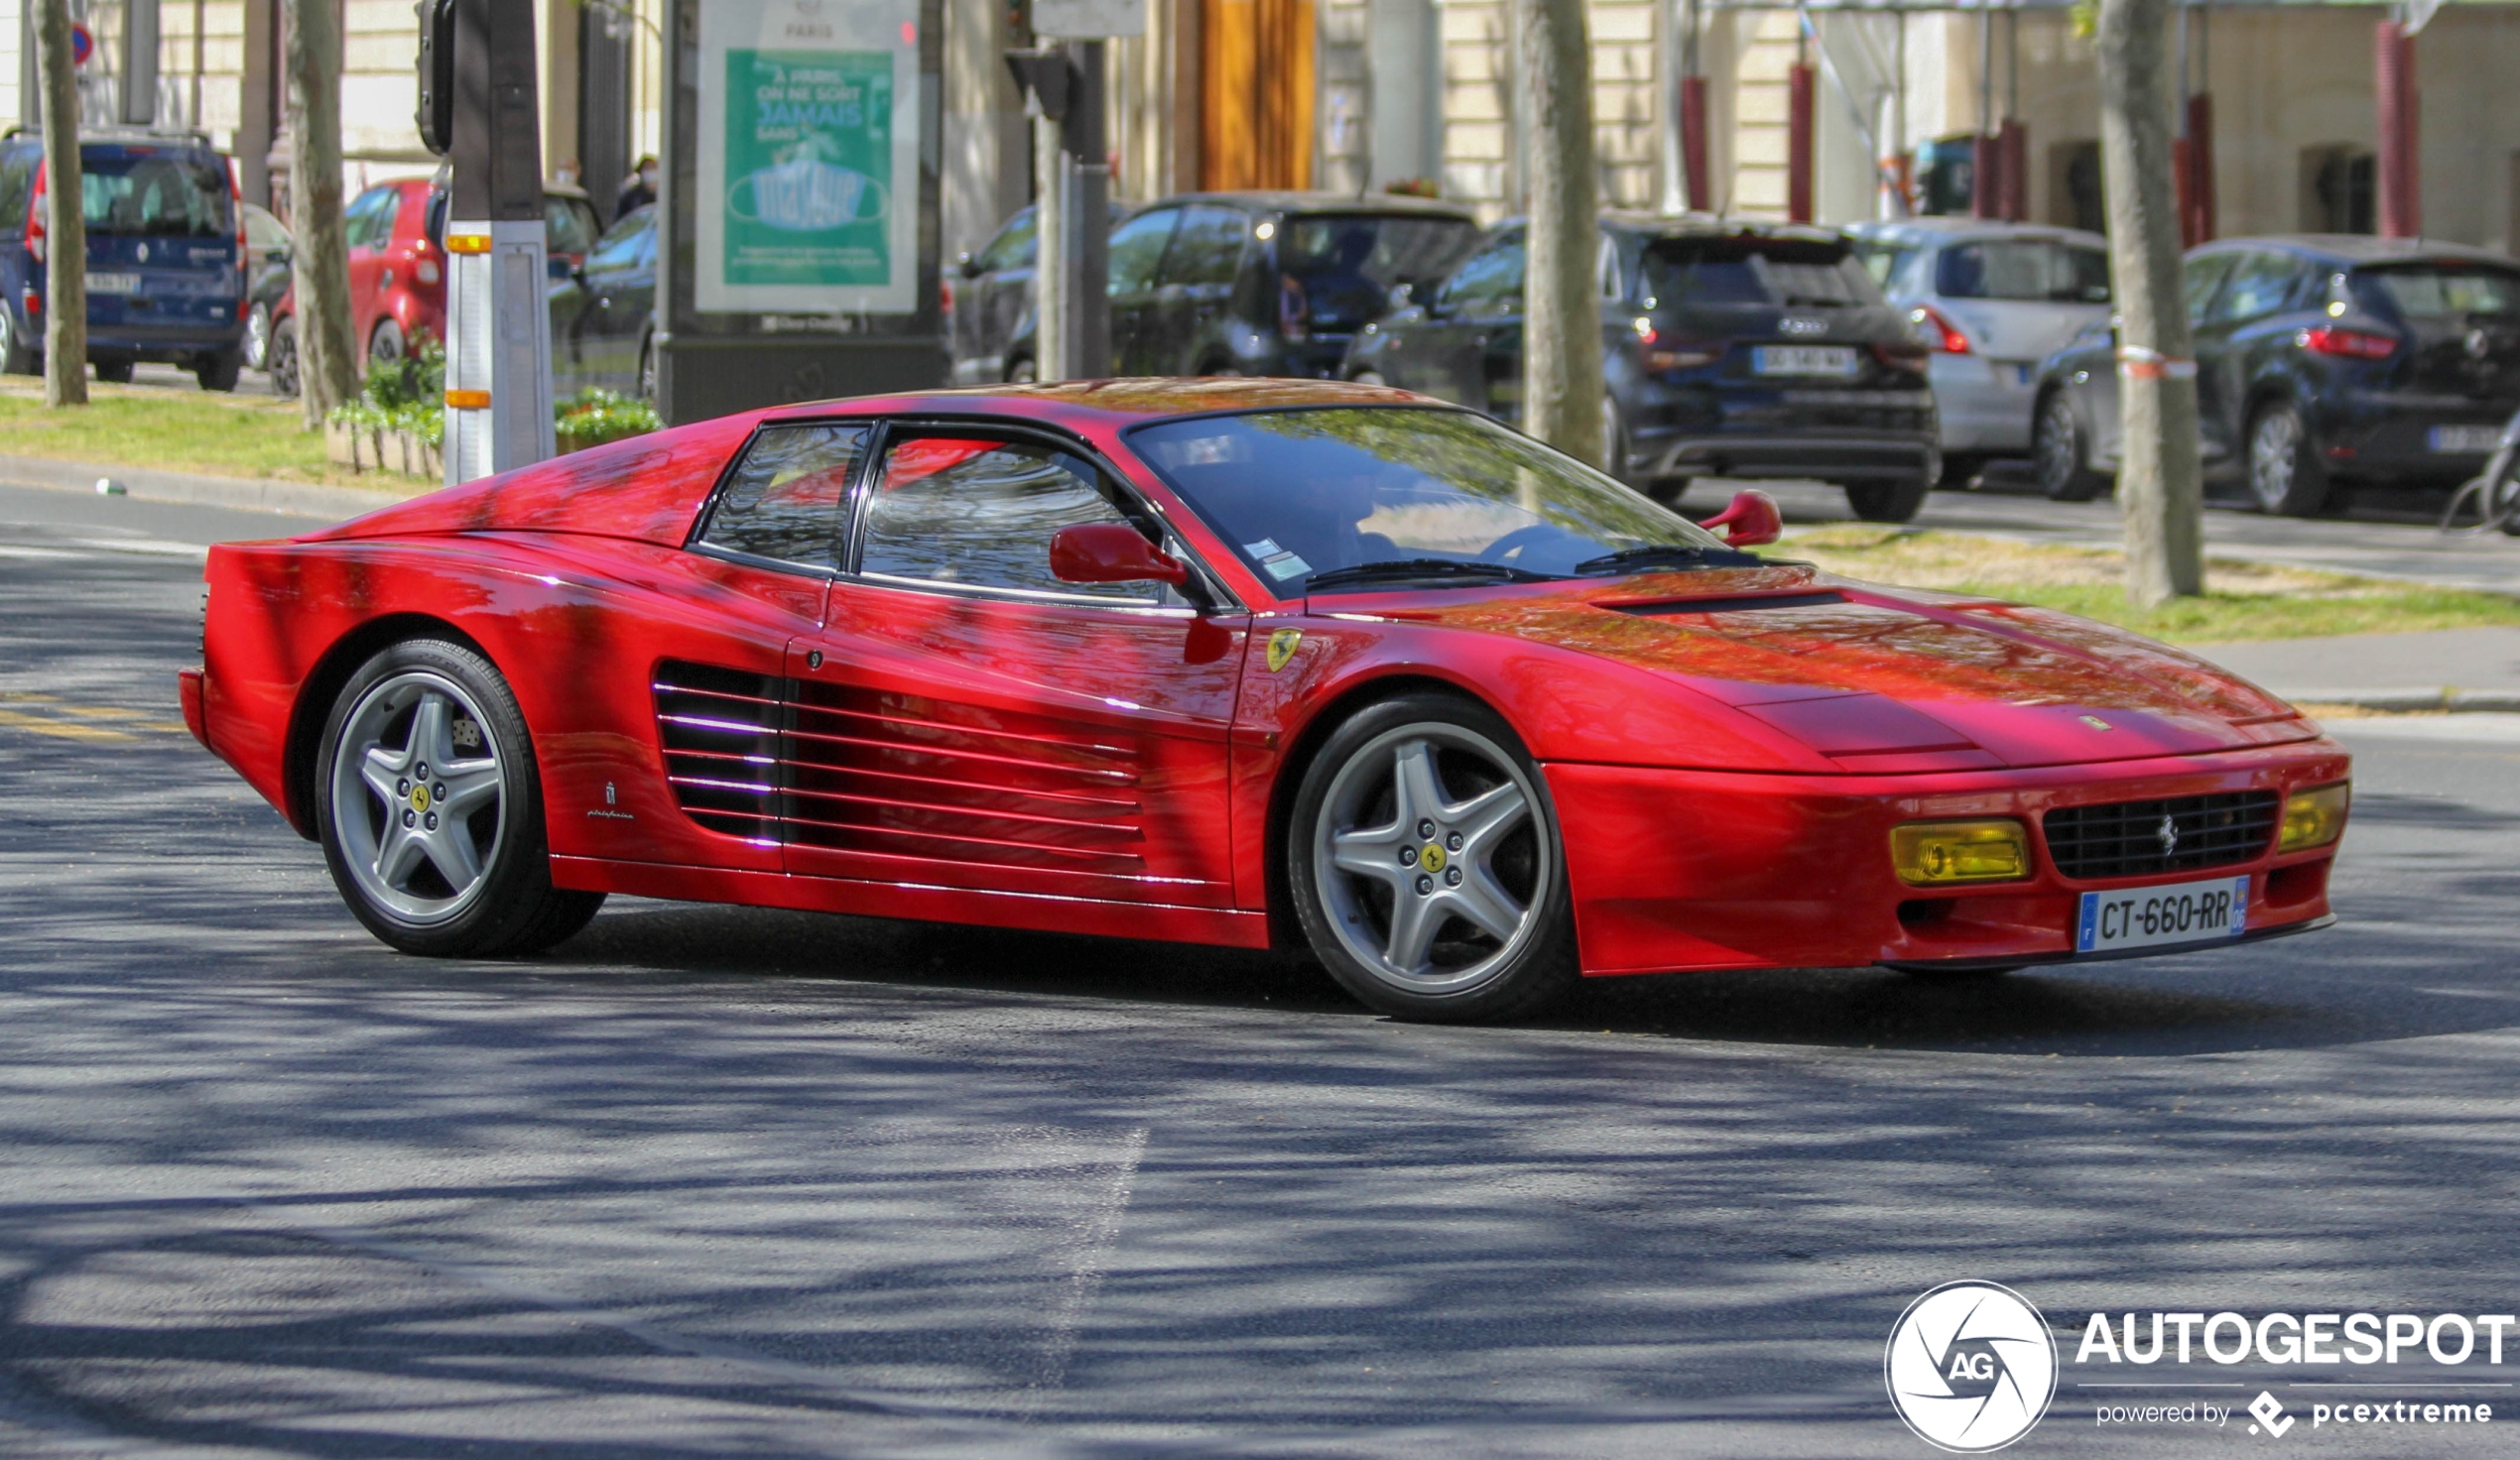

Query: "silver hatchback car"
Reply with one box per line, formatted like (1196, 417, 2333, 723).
(1849, 219, 2112, 484)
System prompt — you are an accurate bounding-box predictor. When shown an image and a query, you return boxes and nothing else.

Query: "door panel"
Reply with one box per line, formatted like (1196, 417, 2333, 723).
(1152, 203, 1248, 374)
(1106, 207, 1182, 374)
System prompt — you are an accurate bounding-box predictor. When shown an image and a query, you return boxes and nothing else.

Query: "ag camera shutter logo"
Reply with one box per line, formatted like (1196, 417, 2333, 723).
(1886, 1280, 2060, 1451)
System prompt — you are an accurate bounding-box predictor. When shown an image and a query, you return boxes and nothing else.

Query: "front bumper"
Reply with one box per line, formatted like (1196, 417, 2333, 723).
(1546, 741, 2348, 977)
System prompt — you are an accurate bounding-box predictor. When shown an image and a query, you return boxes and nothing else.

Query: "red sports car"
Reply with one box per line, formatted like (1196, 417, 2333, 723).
(181, 380, 2349, 1022)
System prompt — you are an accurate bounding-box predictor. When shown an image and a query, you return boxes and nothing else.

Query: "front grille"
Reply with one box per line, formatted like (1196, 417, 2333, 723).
(2042, 791, 2280, 881)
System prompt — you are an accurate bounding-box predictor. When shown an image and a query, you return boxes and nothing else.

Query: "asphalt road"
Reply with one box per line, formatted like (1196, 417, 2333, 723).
(4, 484, 2519, 1458)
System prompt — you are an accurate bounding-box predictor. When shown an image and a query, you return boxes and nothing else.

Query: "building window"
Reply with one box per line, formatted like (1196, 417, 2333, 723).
(2053, 141, 2104, 236)
(2301, 146, 2376, 234)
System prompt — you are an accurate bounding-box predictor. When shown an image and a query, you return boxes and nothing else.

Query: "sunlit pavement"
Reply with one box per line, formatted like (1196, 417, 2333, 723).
(2, 486, 2518, 1457)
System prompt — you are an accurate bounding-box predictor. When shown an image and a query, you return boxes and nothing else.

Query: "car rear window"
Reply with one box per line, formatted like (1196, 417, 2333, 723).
(1641, 237, 1883, 308)
(79, 149, 230, 238)
(2359, 267, 2520, 318)
(546, 194, 599, 257)
(1935, 238, 2110, 303)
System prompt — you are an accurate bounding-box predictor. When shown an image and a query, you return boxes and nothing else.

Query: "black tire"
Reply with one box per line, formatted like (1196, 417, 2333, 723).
(195, 348, 243, 392)
(0, 304, 32, 374)
(269, 316, 301, 398)
(368, 317, 408, 372)
(1004, 355, 1037, 384)
(2034, 390, 2108, 502)
(1350, 369, 1389, 387)
(1644, 476, 1691, 508)
(1287, 692, 1578, 1023)
(93, 358, 136, 384)
(1938, 452, 1985, 491)
(1844, 475, 1932, 523)
(314, 638, 604, 958)
(244, 302, 272, 371)
(2247, 399, 2331, 517)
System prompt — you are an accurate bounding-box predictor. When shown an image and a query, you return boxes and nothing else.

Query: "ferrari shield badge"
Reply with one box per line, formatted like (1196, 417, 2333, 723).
(1266, 628, 1304, 672)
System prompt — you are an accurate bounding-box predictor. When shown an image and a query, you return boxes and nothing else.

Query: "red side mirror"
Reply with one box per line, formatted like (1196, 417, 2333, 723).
(1697, 488, 1783, 548)
(1049, 523, 1190, 586)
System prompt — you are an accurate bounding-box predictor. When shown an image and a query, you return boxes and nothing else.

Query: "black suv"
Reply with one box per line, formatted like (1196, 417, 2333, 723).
(949, 192, 1479, 384)
(2032, 235, 2520, 514)
(1344, 215, 1940, 521)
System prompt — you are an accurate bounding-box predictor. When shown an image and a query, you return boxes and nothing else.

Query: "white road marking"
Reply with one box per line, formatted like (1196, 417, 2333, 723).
(2323, 713, 2520, 744)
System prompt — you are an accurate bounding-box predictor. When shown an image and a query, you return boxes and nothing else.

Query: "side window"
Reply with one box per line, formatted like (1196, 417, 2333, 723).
(586, 208, 648, 273)
(0, 154, 33, 230)
(695, 425, 869, 570)
(1107, 207, 1180, 297)
(1160, 204, 1247, 287)
(1596, 232, 1622, 302)
(345, 187, 395, 250)
(858, 435, 1157, 603)
(2182, 253, 2235, 326)
(2212, 251, 2305, 323)
(1436, 234, 1526, 317)
(975, 208, 1038, 274)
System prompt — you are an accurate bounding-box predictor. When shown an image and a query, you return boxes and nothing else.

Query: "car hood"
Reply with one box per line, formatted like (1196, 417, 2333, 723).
(1331, 565, 2317, 771)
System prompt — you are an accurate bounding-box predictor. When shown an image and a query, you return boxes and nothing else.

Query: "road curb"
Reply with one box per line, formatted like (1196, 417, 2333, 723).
(0, 452, 427, 523)
(2278, 688, 2520, 713)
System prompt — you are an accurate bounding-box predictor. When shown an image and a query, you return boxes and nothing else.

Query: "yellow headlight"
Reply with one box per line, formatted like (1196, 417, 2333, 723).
(1891, 819, 2031, 886)
(2278, 782, 2350, 853)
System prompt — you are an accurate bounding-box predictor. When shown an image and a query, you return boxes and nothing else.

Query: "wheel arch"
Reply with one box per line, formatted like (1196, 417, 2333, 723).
(1260, 670, 1522, 952)
(282, 613, 493, 840)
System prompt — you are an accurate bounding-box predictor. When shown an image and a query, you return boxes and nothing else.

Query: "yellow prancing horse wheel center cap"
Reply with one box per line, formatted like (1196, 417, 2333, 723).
(1420, 842, 1447, 874)
(412, 784, 432, 813)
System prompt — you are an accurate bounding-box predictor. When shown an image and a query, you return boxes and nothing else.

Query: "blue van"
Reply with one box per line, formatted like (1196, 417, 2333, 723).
(0, 129, 250, 390)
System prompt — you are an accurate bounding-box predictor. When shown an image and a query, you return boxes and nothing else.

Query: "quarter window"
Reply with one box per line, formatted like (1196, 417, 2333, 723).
(1436, 233, 1526, 317)
(857, 435, 1163, 603)
(2208, 251, 2304, 324)
(695, 425, 869, 570)
(1107, 208, 1180, 297)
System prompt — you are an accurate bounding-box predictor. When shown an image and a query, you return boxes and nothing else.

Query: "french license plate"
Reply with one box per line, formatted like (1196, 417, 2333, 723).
(85, 273, 140, 295)
(1753, 345, 1858, 378)
(2429, 424, 2502, 454)
(2076, 875, 2249, 954)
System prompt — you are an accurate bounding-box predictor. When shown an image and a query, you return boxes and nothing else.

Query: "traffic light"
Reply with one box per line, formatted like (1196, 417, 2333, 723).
(415, 0, 455, 157)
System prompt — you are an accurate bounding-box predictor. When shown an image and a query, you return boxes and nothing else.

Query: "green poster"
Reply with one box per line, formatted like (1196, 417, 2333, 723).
(720, 49, 894, 289)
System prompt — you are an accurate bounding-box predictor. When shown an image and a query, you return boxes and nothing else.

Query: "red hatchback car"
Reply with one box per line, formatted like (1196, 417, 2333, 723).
(269, 178, 600, 383)
(182, 381, 2350, 1022)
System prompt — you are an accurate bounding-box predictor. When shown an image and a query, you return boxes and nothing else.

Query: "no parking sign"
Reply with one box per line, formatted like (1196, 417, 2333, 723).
(69, 22, 93, 64)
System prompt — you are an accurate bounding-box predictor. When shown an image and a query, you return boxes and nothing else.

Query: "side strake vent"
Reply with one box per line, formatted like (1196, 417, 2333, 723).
(652, 660, 1149, 870)
(1616, 591, 1848, 617)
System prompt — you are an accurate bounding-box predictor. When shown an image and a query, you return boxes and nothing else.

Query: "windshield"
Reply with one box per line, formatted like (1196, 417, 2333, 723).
(1641, 237, 1882, 308)
(79, 150, 230, 238)
(1131, 408, 1731, 593)
(1279, 215, 1479, 329)
(1936, 238, 2111, 303)
(2359, 267, 2520, 319)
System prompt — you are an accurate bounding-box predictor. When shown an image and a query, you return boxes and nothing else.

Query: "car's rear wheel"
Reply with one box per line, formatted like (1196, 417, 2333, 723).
(268, 317, 301, 398)
(2035, 391, 2108, 502)
(195, 349, 243, 392)
(93, 359, 135, 384)
(367, 318, 408, 373)
(1289, 694, 1577, 1023)
(2248, 400, 2331, 517)
(1350, 370, 1388, 387)
(315, 639, 603, 958)
(243, 302, 273, 371)
(0, 304, 32, 375)
(1844, 475, 1931, 523)
(1004, 355, 1037, 384)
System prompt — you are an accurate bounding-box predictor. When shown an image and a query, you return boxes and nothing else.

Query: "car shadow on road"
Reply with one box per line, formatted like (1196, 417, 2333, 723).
(539, 895, 2500, 1058)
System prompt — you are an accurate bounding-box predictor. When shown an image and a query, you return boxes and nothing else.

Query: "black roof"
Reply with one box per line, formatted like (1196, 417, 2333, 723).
(2200, 233, 2519, 270)
(1151, 190, 1477, 221)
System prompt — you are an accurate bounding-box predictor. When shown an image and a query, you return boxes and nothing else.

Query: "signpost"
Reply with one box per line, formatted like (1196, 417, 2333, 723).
(1005, 0, 1138, 382)
(655, 0, 945, 426)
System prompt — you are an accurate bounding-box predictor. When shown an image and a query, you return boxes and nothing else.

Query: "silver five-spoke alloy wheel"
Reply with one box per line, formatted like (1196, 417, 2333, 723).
(328, 669, 508, 924)
(1312, 721, 1551, 998)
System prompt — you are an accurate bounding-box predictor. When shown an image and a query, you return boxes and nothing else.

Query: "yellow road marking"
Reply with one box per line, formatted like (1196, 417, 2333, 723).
(0, 707, 137, 742)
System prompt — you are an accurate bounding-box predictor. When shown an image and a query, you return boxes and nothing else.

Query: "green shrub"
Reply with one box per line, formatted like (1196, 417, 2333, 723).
(327, 335, 445, 447)
(556, 388, 663, 452)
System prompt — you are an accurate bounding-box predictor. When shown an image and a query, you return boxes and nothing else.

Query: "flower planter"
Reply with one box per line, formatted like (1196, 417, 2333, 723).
(324, 421, 441, 479)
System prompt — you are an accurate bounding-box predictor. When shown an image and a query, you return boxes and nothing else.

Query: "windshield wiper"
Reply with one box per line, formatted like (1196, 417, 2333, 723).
(1302, 558, 1554, 592)
(1572, 544, 1766, 575)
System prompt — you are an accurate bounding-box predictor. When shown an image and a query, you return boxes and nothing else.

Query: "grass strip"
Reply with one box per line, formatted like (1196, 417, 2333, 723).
(1771, 526, 2520, 645)
(0, 378, 350, 484)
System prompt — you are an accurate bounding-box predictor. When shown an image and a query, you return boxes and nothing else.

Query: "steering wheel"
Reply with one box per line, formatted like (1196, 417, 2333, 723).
(1477, 524, 1564, 564)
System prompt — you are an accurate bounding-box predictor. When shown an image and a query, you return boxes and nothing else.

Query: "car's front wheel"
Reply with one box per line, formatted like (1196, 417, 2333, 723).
(268, 317, 301, 398)
(2248, 400, 2331, 516)
(315, 639, 603, 957)
(1844, 474, 1931, 523)
(243, 302, 273, 371)
(1289, 694, 1577, 1022)
(196, 348, 243, 392)
(2035, 391, 2108, 501)
(368, 318, 408, 372)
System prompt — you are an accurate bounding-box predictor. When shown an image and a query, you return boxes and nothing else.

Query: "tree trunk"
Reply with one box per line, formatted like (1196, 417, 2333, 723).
(1518, 0, 1605, 468)
(285, 0, 359, 426)
(32, 0, 85, 408)
(2094, 0, 2204, 604)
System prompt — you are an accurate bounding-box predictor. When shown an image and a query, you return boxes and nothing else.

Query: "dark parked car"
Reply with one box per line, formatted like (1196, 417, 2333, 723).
(241, 202, 291, 376)
(949, 192, 1479, 384)
(946, 200, 1134, 385)
(1347, 214, 1940, 521)
(2032, 235, 2520, 514)
(0, 128, 250, 389)
(549, 202, 655, 398)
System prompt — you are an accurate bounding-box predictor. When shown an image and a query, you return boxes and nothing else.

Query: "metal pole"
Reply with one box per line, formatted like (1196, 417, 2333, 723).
(1035, 107, 1064, 381)
(1067, 39, 1108, 378)
(121, 0, 160, 124)
(1973, 3, 1994, 217)
(441, 0, 554, 482)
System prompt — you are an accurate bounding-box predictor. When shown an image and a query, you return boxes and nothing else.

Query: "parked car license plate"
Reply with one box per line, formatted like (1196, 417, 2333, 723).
(2076, 875, 2248, 954)
(85, 273, 140, 295)
(1753, 345, 1858, 378)
(2429, 425, 2503, 454)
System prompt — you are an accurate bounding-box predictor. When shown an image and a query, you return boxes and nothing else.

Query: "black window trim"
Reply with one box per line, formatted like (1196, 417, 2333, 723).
(684, 413, 1240, 613)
